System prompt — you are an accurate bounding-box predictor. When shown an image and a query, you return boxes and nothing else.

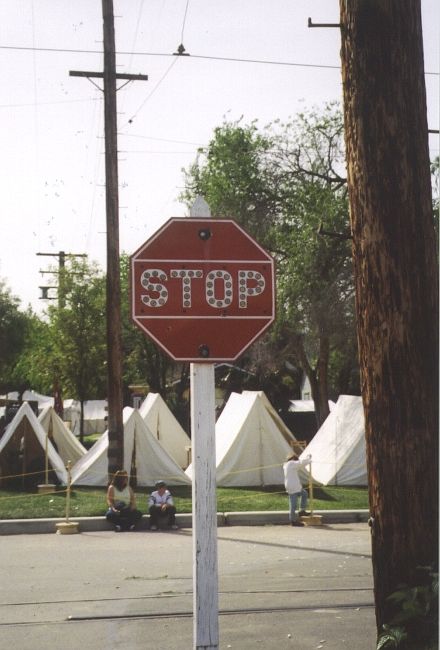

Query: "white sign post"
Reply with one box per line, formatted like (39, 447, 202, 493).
(190, 197, 219, 650)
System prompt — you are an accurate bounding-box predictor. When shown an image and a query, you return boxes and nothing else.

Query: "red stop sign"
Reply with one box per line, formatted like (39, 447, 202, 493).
(130, 218, 275, 362)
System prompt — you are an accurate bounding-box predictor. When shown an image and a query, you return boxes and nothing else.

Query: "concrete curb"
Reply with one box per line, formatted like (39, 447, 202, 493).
(0, 510, 369, 535)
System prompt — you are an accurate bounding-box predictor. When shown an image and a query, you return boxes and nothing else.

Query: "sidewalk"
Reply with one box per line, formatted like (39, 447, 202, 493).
(0, 521, 375, 650)
(0, 509, 369, 535)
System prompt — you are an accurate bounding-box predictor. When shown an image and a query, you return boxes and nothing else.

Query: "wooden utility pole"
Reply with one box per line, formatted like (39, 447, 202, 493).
(70, 0, 148, 478)
(102, 0, 123, 478)
(339, 0, 438, 633)
(37, 250, 87, 308)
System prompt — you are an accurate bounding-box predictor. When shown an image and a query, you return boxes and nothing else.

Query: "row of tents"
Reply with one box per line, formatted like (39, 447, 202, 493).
(0, 392, 368, 488)
(1, 391, 108, 435)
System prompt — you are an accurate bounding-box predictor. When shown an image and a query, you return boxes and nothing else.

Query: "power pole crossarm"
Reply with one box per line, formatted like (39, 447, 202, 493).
(69, 70, 149, 81)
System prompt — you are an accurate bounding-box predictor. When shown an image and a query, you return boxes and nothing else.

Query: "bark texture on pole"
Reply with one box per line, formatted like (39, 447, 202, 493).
(339, 0, 438, 630)
(103, 0, 123, 476)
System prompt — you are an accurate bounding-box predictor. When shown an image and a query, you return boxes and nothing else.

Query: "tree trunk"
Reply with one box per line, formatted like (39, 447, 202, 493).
(79, 399, 85, 445)
(295, 334, 330, 427)
(339, 0, 438, 632)
(315, 334, 330, 426)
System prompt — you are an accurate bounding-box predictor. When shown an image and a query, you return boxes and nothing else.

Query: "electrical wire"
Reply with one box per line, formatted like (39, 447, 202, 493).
(5, 44, 438, 75)
(181, 0, 191, 42)
(120, 0, 189, 127)
(121, 56, 179, 127)
(118, 133, 204, 146)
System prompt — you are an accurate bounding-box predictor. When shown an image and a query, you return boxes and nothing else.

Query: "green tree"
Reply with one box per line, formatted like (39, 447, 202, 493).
(0, 280, 31, 393)
(183, 105, 356, 425)
(9, 312, 54, 396)
(119, 253, 174, 398)
(48, 259, 107, 441)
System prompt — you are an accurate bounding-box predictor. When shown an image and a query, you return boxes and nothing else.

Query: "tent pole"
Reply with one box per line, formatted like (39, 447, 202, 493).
(21, 433, 26, 490)
(65, 461, 71, 523)
(45, 415, 53, 485)
(309, 461, 314, 515)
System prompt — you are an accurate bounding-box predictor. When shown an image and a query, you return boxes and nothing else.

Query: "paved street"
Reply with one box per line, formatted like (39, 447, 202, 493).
(0, 523, 376, 649)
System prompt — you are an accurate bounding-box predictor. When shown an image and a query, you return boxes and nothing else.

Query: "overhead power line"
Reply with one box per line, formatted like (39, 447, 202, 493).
(0, 44, 339, 68)
(5, 44, 439, 75)
(2, 44, 438, 75)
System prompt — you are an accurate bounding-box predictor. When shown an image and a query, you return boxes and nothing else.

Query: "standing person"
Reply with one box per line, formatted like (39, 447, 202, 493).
(148, 480, 178, 531)
(106, 470, 142, 532)
(283, 453, 312, 527)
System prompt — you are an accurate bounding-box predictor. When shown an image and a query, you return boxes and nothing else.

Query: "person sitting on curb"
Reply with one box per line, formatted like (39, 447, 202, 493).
(148, 480, 178, 531)
(283, 452, 312, 527)
(105, 470, 142, 532)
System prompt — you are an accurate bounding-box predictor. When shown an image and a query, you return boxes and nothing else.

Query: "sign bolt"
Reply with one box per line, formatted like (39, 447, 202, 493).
(198, 228, 212, 241)
(198, 344, 210, 358)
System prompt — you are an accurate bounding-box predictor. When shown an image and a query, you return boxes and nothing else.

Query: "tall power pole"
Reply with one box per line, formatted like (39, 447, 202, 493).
(37, 250, 87, 308)
(70, 0, 148, 477)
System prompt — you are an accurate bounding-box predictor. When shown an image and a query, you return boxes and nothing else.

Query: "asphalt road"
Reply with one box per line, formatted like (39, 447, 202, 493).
(0, 523, 376, 649)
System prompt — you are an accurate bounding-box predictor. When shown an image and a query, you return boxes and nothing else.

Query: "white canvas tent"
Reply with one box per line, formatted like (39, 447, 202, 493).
(243, 390, 298, 445)
(63, 399, 81, 437)
(186, 392, 299, 487)
(83, 400, 108, 434)
(71, 407, 191, 487)
(38, 405, 86, 465)
(300, 395, 367, 486)
(139, 393, 191, 468)
(1, 390, 53, 410)
(289, 399, 336, 413)
(0, 402, 67, 485)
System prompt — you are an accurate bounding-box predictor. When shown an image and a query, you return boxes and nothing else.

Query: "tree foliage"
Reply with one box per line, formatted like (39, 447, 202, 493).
(182, 104, 358, 423)
(119, 254, 174, 397)
(0, 280, 32, 393)
(49, 259, 107, 401)
(9, 312, 54, 395)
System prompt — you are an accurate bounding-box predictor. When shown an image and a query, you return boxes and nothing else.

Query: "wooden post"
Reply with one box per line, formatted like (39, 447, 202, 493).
(301, 459, 322, 527)
(56, 461, 79, 534)
(191, 364, 219, 649)
(65, 460, 72, 523)
(189, 197, 219, 650)
(44, 418, 50, 485)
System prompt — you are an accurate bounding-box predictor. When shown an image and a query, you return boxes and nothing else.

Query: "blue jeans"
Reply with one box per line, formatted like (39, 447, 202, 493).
(288, 489, 308, 522)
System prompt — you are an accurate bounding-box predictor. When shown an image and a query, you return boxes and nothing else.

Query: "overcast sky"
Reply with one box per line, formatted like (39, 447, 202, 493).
(1, 0, 438, 314)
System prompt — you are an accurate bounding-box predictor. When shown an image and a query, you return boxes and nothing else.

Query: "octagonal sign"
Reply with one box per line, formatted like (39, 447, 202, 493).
(130, 218, 275, 362)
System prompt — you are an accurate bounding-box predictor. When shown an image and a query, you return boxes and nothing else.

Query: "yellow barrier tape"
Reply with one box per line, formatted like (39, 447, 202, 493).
(0, 467, 59, 481)
(0, 488, 68, 501)
(0, 457, 366, 492)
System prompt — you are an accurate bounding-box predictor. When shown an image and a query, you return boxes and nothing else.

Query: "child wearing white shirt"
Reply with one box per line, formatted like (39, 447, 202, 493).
(148, 480, 178, 530)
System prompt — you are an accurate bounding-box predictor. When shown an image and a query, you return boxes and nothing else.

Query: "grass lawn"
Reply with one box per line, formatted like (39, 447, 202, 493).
(0, 485, 369, 520)
(82, 434, 102, 450)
